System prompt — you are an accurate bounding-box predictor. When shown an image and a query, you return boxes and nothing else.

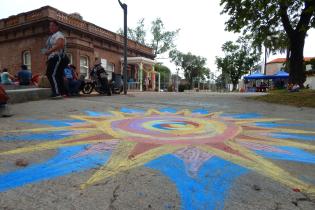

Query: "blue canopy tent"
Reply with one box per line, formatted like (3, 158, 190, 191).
(271, 70, 289, 89)
(271, 70, 289, 79)
(243, 72, 271, 92)
(243, 70, 289, 92)
(244, 72, 272, 80)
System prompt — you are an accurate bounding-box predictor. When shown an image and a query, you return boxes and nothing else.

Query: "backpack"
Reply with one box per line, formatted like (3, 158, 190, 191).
(58, 51, 70, 71)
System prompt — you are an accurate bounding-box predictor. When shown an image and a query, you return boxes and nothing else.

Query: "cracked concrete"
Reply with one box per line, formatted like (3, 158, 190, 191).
(0, 92, 315, 209)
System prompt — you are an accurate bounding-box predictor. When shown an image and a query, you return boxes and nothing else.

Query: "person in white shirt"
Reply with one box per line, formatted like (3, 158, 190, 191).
(43, 20, 67, 99)
(291, 84, 300, 92)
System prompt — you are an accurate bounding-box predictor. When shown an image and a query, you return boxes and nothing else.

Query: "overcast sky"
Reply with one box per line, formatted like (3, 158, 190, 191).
(1, 0, 314, 75)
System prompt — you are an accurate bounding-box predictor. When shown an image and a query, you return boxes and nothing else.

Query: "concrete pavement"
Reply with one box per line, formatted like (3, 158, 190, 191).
(0, 92, 315, 210)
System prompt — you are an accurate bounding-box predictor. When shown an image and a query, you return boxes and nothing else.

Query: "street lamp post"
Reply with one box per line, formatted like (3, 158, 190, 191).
(264, 45, 267, 75)
(176, 68, 179, 92)
(118, 0, 128, 94)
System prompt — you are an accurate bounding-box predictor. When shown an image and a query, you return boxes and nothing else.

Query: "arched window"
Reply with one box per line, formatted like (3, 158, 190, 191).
(66, 53, 73, 64)
(22, 51, 31, 70)
(80, 56, 89, 78)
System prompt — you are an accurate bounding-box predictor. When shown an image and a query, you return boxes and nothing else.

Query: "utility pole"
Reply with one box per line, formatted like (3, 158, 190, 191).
(118, 0, 128, 94)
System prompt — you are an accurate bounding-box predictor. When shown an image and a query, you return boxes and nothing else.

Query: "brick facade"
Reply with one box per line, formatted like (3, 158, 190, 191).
(0, 6, 155, 77)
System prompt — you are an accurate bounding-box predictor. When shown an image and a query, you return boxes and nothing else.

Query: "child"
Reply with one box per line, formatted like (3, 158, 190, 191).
(1, 68, 15, 85)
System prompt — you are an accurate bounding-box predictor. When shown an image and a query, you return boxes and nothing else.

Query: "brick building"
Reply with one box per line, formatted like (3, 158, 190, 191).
(266, 57, 315, 75)
(0, 6, 158, 90)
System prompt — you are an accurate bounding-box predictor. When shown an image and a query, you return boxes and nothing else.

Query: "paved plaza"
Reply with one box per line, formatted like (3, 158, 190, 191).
(0, 92, 315, 210)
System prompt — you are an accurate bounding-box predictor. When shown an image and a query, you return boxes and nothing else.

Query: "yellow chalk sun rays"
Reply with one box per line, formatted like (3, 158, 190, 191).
(0, 109, 315, 197)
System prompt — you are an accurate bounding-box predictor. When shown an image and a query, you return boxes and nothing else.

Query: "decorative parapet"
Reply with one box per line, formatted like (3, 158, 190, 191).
(51, 7, 152, 55)
(4, 16, 19, 27)
(88, 24, 116, 40)
(0, 7, 46, 29)
(56, 11, 88, 30)
(25, 10, 43, 21)
(0, 6, 154, 56)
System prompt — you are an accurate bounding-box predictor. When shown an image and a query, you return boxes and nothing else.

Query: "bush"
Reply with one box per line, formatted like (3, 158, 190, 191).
(178, 84, 189, 92)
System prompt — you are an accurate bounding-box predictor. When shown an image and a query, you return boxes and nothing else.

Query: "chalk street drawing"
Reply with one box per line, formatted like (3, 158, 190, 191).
(1, 108, 315, 209)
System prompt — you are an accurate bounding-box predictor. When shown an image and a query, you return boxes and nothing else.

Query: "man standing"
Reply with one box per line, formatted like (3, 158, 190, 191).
(43, 20, 67, 99)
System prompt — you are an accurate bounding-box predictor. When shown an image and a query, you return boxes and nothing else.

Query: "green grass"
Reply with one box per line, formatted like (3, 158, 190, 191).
(249, 89, 315, 108)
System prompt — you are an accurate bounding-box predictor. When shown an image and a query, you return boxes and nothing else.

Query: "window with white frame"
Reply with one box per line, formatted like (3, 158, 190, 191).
(66, 53, 73, 64)
(22, 51, 31, 70)
(80, 56, 89, 78)
(107, 63, 114, 72)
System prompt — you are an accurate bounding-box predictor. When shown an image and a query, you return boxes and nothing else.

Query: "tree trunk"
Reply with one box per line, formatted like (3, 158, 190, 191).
(190, 77, 193, 90)
(232, 82, 237, 91)
(285, 47, 290, 72)
(288, 34, 306, 86)
(231, 77, 238, 91)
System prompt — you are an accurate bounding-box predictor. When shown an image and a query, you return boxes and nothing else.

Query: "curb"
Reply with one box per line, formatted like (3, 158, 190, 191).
(6, 88, 51, 104)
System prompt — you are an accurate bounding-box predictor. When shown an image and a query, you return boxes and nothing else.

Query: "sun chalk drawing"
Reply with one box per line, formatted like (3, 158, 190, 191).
(85, 111, 112, 117)
(19, 119, 85, 127)
(270, 133, 315, 141)
(0, 144, 112, 192)
(146, 155, 248, 210)
(174, 147, 214, 177)
(0, 108, 315, 210)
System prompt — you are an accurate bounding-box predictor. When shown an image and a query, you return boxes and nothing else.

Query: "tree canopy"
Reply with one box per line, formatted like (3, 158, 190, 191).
(169, 50, 209, 89)
(117, 18, 146, 45)
(151, 18, 180, 57)
(220, 0, 315, 85)
(118, 18, 179, 57)
(216, 37, 261, 90)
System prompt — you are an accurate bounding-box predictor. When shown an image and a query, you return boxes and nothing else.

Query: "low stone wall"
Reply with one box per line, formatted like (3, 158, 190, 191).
(305, 75, 315, 90)
(6, 88, 51, 104)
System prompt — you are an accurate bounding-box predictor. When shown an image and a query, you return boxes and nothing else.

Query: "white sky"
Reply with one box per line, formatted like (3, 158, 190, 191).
(1, 0, 314, 76)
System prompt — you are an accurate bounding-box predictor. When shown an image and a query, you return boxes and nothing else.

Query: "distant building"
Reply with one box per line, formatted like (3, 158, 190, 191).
(0, 6, 158, 90)
(265, 57, 315, 89)
(266, 57, 315, 75)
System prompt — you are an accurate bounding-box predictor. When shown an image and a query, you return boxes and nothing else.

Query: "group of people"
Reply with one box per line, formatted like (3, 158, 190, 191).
(0, 64, 33, 118)
(0, 65, 32, 86)
(0, 20, 77, 117)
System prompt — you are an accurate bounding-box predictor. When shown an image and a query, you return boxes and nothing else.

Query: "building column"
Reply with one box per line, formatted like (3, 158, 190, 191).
(151, 65, 156, 90)
(139, 62, 143, 92)
(157, 72, 161, 92)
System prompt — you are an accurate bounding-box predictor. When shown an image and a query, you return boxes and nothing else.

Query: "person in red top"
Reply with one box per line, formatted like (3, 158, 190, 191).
(0, 85, 13, 117)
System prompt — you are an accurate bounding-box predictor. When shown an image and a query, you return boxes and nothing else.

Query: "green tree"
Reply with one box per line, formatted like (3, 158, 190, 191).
(155, 64, 171, 89)
(220, 0, 315, 86)
(169, 50, 210, 89)
(118, 18, 179, 57)
(215, 74, 227, 90)
(117, 18, 146, 45)
(151, 18, 180, 57)
(216, 37, 260, 91)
